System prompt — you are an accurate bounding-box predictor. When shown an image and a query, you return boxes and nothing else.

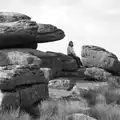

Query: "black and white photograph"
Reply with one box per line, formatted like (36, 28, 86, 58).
(0, 0, 119, 120)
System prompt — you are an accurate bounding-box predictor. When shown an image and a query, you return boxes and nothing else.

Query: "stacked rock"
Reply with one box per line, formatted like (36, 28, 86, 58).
(0, 12, 65, 116)
(44, 51, 86, 79)
(46, 45, 120, 83)
(81, 45, 120, 82)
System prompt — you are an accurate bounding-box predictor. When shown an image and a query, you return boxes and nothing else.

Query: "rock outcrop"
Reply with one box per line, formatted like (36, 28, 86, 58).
(0, 12, 31, 22)
(46, 51, 78, 71)
(81, 45, 120, 73)
(0, 12, 66, 118)
(0, 12, 65, 49)
(84, 67, 112, 81)
(0, 58, 48, 109)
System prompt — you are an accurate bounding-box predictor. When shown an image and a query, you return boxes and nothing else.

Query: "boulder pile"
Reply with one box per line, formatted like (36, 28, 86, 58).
(0, 11, 65, 117)
(81, 45, 120, 83)
(47, 45, 120, 85)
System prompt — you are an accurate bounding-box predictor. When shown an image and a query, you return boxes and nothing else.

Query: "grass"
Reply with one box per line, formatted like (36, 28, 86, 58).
(0, 99, 89, 120)
(0, 96, 120, 120)
(79, 80, 120, 120)
(0, 79, 120, 120)
(89, 104, 120, 120)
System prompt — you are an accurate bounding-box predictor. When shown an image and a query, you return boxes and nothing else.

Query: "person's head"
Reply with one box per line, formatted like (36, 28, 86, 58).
(68, 41, 74, 47)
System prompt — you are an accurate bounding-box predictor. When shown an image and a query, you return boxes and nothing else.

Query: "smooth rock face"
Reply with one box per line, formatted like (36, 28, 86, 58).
(84, 67, 112, 81)
(0, 20, 65, 49)
(81, 45, 120, 73)
(0, 12, 31, 22)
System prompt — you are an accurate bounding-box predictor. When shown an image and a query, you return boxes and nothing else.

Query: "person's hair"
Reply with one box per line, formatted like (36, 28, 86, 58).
(68, 41, 73, 46)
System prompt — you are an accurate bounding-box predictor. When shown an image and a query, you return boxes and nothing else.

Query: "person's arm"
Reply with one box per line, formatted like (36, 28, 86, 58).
(67, 46, 76, 56)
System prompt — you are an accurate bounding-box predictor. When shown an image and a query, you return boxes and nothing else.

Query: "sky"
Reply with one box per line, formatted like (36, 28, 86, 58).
(1, 0, 120, 59)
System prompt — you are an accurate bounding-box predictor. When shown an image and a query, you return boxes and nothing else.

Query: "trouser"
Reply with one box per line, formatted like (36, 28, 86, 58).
(68, 54, 83, 67)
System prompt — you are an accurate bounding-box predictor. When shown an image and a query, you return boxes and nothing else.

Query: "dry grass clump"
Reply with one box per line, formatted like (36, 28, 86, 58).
(80, 83, 120, 107)
(79, 81, 120, 120)
(0, 98, 120, 120)
(89, 104, 120, 120)
(0, 79, 120, 120)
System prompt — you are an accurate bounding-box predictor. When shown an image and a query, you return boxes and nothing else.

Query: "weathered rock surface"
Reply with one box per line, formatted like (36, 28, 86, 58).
(0, 64, 48, 90)
(19, 84, 48, 107)
(49, 78, 72, 90)
(1, 49, 62, 77)
(0, 54, 49, 118)
(0, 49, 42, 66)
(15, 49, 63, 74)
(0, 66, 49, 112)
(84, 67, 112, 81)
(37, 23, 65, 42)
(0, 20, 65, 49)
(46, 51, 78, 71)
(81, 45, 120, 73)
(0, 12, 31, 22)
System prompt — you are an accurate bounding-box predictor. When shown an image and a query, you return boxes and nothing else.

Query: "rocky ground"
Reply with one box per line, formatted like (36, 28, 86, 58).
(48, 77, 108, 120)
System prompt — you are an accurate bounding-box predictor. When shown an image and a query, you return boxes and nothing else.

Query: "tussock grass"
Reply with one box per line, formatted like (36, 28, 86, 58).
(90, 104, 120, 120)
(0, 80, 120, 120)
(0, 98, 120, 120)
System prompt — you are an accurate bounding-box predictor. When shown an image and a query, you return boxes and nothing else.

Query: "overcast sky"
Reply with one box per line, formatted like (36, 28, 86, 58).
(1, 0, 120, 59)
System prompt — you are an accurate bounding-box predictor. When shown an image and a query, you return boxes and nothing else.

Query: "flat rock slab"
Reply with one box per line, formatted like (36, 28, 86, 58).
(46, 51, 78, 71)
(3, 49, 62, 73)
(0, 20, 65, 49)
(49, 88, 72, 99)
(0, 12, 31, 22)
(0, 64, 48, 90)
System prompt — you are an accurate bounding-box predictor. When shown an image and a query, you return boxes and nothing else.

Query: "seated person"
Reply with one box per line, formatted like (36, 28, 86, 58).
(67, 41, 83, 68)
